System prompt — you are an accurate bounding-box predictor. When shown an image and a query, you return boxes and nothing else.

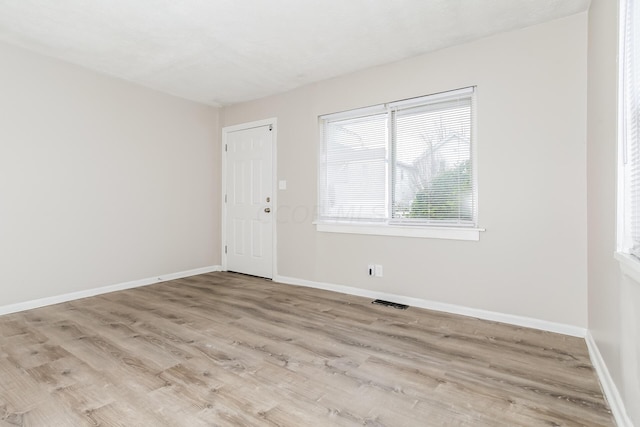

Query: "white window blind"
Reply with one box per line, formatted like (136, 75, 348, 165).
(319, 87, 476, 228)
(320, 109, 388, 221)
(622, 0, 640, 257)
(391, 96, 473, 224)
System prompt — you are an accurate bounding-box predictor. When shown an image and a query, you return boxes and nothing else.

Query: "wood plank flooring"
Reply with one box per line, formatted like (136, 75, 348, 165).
(0, 272, 614, 426)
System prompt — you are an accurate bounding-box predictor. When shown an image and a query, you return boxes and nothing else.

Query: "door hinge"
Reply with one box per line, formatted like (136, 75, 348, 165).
(225, 144, 228, 152)
(225, 245, 227, 254)
(269, 124, 273, 131)
(224, 194, 227, 203)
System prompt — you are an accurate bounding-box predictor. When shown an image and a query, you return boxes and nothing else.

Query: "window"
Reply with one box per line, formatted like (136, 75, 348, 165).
(620, 0, 640, 258)
(318, 87, 478, 239)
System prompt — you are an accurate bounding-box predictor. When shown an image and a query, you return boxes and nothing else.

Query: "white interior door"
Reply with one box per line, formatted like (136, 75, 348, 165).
(225, 125, 273, 278)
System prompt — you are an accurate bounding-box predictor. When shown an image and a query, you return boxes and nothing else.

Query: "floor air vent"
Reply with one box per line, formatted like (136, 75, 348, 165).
(372, 299, 409, 310)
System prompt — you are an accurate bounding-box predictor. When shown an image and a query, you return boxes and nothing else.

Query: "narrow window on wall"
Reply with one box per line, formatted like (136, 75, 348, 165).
(318, 87, 477, 234)
(621, 0, 640, 257)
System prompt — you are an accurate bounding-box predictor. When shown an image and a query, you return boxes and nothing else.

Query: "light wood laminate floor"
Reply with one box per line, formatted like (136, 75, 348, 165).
(0, 272, 614, 426)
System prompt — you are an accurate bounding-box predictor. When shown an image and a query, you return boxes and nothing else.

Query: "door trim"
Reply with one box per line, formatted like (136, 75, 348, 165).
(221, 118, 277, 278)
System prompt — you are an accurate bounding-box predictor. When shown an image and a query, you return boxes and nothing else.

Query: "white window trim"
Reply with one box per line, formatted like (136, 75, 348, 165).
(316, 87, 481, 241)
(616, 252, 640, 284)
(315, 221, 485, 241)
(616, 0, 640, 280)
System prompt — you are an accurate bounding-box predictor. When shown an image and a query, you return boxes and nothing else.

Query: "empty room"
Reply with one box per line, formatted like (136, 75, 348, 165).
(0, 0, 638, 425)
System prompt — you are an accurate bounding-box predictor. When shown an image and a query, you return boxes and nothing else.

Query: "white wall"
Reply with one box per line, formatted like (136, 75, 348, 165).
(222, 14, 589, 327)
(0, 41, 221, 307)
(587, 0, 639, 424)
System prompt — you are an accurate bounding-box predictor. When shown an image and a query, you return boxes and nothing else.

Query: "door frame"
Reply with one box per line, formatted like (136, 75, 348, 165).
(221, 118, 278, 278)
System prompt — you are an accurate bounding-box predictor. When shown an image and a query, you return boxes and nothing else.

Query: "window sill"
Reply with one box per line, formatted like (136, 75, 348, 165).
(315, 222, 485, 241)
(615, 252, 640, 284)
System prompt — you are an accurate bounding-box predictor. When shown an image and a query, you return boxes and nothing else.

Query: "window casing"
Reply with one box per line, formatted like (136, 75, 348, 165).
(318, 87, 478, 238)
(620, 0, 640, 258)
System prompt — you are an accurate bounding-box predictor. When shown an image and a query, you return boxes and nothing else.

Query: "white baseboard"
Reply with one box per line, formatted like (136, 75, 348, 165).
(585, 332, 633, 427)
(0, 265, 222, 316)
(274, 274, 587, 338)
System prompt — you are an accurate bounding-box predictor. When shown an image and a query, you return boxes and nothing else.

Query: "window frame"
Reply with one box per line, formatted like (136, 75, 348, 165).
(316, 87, 484, 241)
(617, 0, 640, 277)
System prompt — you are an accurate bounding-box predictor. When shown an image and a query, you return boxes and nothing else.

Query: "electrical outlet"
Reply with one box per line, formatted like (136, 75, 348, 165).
(368, 264, 375, 276)
(375, 264, 383, 277)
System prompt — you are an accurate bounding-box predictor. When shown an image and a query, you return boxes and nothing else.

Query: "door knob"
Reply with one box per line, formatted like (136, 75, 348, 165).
(264, 207, 271, 213)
